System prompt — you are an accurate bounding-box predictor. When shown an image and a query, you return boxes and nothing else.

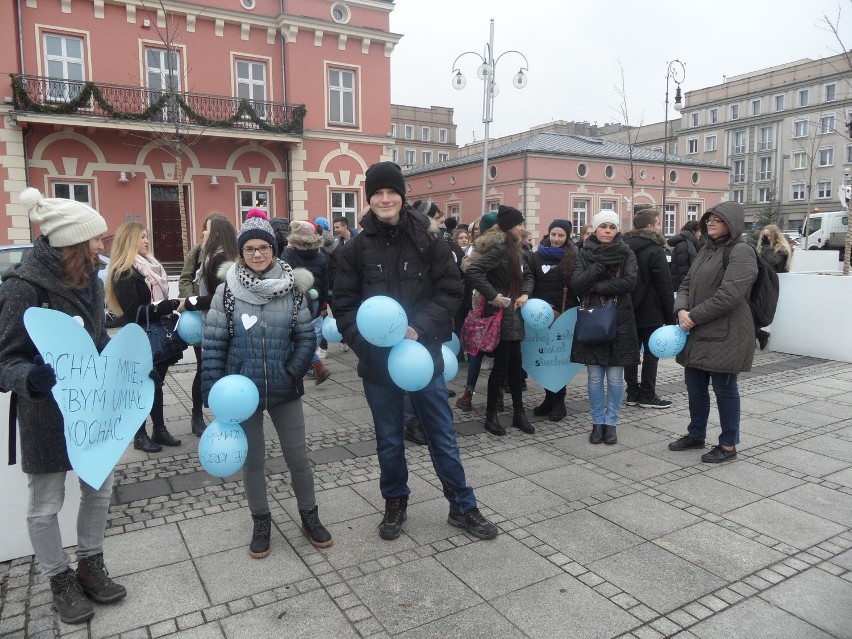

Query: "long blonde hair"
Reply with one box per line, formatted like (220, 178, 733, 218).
(105, 222, 148, 314)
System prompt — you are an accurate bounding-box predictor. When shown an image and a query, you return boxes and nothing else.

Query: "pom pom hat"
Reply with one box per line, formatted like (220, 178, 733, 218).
(20, 187, 107, 247)
(238, 208, 278, 255)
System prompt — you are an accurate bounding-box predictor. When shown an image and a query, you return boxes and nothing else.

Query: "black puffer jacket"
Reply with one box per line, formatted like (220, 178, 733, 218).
(281, 247, 328, 317)
(464, 230, 535, 341)
(623, 228, 674, 328)
(570, 235, 640, 367)
(332, 206, 462, 387)
(531, 245, 579, 313)
(668, 230, 699, 292)
(0, 237, 109, 474)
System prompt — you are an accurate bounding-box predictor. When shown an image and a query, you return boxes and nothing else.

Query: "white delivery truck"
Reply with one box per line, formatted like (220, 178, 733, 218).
(801, 209, 848, 251)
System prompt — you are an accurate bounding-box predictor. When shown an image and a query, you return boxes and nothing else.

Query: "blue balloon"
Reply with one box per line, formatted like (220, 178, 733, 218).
(648, 324, 689, 358)
(208, 374, 259, 424)
(322, 317, 343, 343)
(356, 296, 408, 347)
(521, 298, 554, 330)
(388, 339, 433, 391)
(444, 333, 461, 356)
(198, 420, 248, 478)
(441, 345, 458, 383)
(177, 310, 203, 345)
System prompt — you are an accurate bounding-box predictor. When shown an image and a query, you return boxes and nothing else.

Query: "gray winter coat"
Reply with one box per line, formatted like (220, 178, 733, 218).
(201, 262, 315, 409)
(0, 237, 109, 474)
(675, 201, 758, 374)
(464, 229, 535, 342)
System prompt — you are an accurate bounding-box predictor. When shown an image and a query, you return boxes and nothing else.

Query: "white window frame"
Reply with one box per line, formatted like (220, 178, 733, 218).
(422, 150, 432, 165)
(820, 114, 836, 134)
(421, 126, 431, 142)
(793, 119, 808, 138)
(732, 159, 746, 183)
(44, 33, 86, 102)
(791, 151, 807, 170)
(327, 66, 356, 126)
(846, 144, 852, 164)
(758, 156, 773, 181)
(438, 128, 448, 143)
(774, 94, 785, 112)
(709, 108, 718, 124)
(730, 104, 739, 120)
(758, 126, 774, 151)
(825, 83, 837, 102)
(818, 147, 834, 167)
(798, 88, 810, 107)
(390, 148, 398, 164)
(404, 124, 414, 140)
(690, 112, 699, 128)
(438, 152, 449, 163)
(704, 134, 717, 152)
(791, 183, 806, 201)
(751, 99, 761, 116)
(664, 204, 676, 236)
(757, 186, 772, 203)
(390, 122, 397, 137)
(404, 149, 415, 167)
(732, 130, 747, 154)
(52, 182, 91, 204)
(235, 59, 267, 118)
(687, 204, 699, 222)
(687, 137, 698, 154)
(145, 47, 181, 122)
(732, 189, 744, 203)
(240, 189, 269, 221)
(817, 180, 832, 199)
(330, 190, 358, 227)
(572, 199, 588, 230)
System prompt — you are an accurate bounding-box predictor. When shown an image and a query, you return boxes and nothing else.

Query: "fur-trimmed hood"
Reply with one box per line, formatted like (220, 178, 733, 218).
(471, 227, 505, 253)
(622, 227, 666, 246)
(287, 220, 324, 251)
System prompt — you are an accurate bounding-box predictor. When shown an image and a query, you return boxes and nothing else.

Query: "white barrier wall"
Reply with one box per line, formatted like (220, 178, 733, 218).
(770, 273, 852, 363)
(0, 391, 82, 563)
(789, 250, 842, 273)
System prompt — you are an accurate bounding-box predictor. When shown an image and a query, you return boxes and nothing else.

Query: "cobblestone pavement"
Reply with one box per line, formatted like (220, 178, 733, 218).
(2, 345, 851, 639)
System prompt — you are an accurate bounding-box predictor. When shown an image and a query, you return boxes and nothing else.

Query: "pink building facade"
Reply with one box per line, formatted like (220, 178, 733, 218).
(1, 0, 398, 263)
(404, 134, 732, 243)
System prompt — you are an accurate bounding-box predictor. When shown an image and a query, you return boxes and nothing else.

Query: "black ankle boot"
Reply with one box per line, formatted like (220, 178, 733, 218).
(548, 403, 568, 421)
(533, 398, 555, 416)
(603, 425, 617, 445)
(484, 410, 506, 436)
(249, 513, 272, 558)
(512, 410, 535, 434)
(152, 425, 181, 447)
(133, 427, 162, 453)
(191, 412, 206, 437)
(299, 505, 333, 548)
(589, 424, 604, 444)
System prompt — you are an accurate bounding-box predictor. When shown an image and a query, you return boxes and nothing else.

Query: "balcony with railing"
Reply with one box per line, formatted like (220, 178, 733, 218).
(10, 74, 306, 135)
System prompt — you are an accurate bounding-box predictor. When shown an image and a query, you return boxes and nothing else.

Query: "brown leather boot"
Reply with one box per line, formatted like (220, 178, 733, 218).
(50, 569, 94, 624)
(76, 553, 127, 603)
(455, 389, 473, 411)
(313, 360, 331, 385)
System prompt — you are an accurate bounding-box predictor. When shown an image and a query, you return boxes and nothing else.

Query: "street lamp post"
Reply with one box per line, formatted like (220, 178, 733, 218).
(662, 60, 685, 222)
(452, 19, 528, 216)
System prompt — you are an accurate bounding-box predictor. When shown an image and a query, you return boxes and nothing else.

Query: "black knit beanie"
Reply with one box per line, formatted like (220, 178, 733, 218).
(365, 161, 406, 201)
(497, 205, 524, 232)
(548, 219, 573, 237)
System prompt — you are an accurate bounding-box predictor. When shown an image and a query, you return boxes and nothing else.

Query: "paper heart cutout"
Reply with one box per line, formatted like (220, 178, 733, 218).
(541, 265, 552, 274)
(520, 308, 584, 392)
(24, 308, 155, 489)
(241, 314, 258, 330)
(72, 316, 84, 326)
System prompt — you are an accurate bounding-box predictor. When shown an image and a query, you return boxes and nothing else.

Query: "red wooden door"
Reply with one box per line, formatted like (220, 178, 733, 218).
(150, 185, 189, 262)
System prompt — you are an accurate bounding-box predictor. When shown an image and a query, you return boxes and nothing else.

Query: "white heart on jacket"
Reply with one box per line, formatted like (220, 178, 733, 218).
(241, 314, 258, 330)
(541, 265, 552, 274)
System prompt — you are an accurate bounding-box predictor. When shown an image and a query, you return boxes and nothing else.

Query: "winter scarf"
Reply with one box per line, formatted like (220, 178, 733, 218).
(537, 245, 565, 261)
(581, 236, 631, 273)
(133, 254, 169, 302)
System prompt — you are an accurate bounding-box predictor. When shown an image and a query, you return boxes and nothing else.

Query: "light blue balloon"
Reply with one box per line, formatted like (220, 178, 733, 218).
(322, 317, 343, 343)
(649, 324, 689, 358)
(444, 333, 460, 356)
(208, 374, 259, 424)
(388, 339, 433, 391)
(521, 298, 554, 330)
(23, 307, 154, 489)
(520, 308, 584, 393)
(177, 310, 203, 345)
(356, 295, 408, 347)
(441, 345, 458, 383)
(198, 420, 248, 478)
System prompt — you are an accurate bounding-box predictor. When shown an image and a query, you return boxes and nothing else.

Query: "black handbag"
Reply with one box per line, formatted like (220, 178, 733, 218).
(136, 306, 187, 364)
(575, 295, 618, 345)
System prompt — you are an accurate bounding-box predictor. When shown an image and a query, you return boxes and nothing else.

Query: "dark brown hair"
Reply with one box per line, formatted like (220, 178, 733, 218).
(60, 241, 97, 289)
(632, 208, 659, 230)
(202, 213, 238, 291)
(504, 232, 524, 299)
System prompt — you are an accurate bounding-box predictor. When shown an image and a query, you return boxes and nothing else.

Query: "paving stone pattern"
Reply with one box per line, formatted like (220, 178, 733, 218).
(2, 346, 851, 638)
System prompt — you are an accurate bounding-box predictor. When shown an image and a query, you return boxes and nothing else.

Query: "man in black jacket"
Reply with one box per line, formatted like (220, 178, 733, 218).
(332, 161, 498, 542)
(623, 206, 674, 408)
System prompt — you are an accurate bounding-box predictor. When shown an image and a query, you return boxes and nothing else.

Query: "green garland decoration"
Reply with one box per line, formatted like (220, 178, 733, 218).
(11, 74, 305, 134)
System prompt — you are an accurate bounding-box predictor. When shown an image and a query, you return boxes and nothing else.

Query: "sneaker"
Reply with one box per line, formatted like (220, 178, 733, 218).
(50, 569, 94, 624)
(379, 498, 408, 540)
(639, 396, 672, 409)
(306, 367, 316, 378)
(668, 435, 705, 451)
(76, 553, 126, 603)
(625, 393, 640, 406)
(316, 347, 328, 360)
(448, 507, 498, 540)
(702, 445, 737, 463)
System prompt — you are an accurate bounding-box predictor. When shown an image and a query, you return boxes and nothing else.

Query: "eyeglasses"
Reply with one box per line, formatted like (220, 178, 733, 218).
(243, 245, 272, 256)
(705, 218, 725, 226)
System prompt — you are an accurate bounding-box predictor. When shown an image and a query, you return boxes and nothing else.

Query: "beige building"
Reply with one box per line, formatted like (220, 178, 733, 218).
(604, 53, 852, 230)
(389, 105, 458, 169)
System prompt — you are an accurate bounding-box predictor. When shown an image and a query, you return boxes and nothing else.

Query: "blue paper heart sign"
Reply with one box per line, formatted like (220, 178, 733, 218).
(520, 308, 584, 392)
(23, 307, 154, 490)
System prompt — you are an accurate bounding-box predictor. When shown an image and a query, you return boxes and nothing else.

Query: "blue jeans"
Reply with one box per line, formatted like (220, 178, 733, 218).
(311, 302, 323, 363)
(465, 351, 484, 391)
(587, 365, 624, 426)
(684, 367, 741, 446)
(363, 374, 476, 514)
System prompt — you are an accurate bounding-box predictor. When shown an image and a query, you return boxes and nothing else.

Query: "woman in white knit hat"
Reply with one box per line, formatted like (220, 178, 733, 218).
(570, 210, 640, 445)
(0, 188, 126, 624)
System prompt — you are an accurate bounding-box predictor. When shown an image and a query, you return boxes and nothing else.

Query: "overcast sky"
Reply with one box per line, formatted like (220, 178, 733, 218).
(389, 0, 849, 145)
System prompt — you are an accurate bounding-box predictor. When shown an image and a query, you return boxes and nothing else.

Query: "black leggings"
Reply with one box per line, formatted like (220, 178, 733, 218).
(191, 346, 202, 416)
(487, 340, 524, 411)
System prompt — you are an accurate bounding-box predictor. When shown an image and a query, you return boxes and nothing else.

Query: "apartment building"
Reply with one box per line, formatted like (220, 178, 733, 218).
(389, 104, 457, 169)
(1, 0, 399, 261)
